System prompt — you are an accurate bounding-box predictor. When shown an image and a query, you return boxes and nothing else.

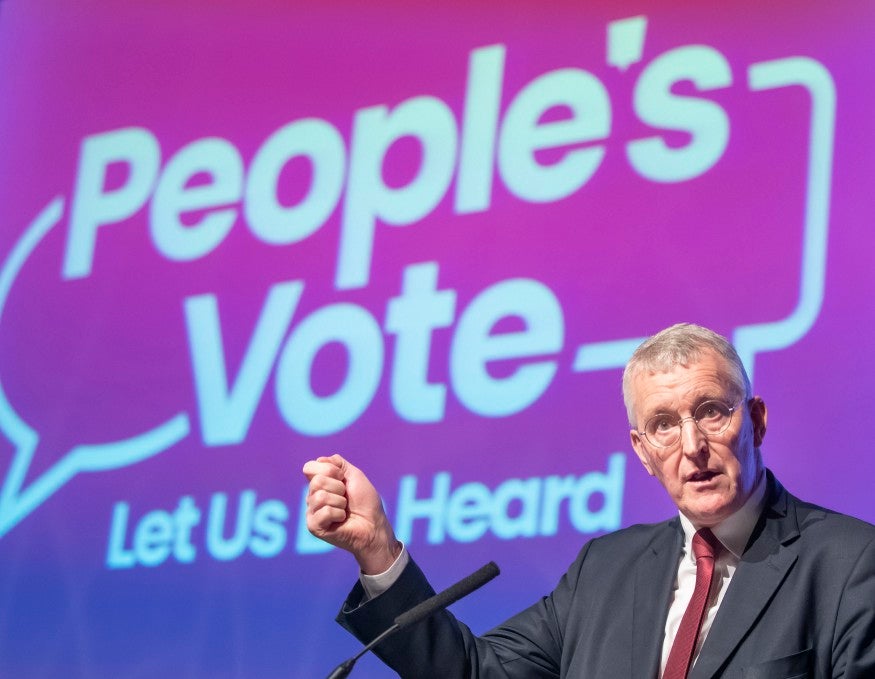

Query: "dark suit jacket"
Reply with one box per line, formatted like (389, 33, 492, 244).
(338, 472, 875, 677)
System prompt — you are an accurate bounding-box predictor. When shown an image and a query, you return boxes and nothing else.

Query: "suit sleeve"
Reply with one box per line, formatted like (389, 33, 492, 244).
(336, 546, 593, 679)
(834, 534, 875, 678)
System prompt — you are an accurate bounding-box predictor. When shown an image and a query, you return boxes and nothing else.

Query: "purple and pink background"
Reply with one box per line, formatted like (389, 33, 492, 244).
(1, 1, 873, 677)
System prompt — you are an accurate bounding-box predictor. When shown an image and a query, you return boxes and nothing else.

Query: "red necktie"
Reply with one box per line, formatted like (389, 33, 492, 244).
(663, 528, 722, 679)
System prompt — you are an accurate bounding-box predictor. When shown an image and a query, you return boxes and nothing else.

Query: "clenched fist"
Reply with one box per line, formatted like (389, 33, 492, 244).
(302, 454, 402, 575)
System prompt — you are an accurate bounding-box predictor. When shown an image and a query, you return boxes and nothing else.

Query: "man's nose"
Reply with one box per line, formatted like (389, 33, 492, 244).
(679, 417, 706, 457)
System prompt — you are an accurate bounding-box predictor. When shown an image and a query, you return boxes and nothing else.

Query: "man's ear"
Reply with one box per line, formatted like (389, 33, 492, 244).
(630, 429, 655, 476)
(749, 397, 768, 447)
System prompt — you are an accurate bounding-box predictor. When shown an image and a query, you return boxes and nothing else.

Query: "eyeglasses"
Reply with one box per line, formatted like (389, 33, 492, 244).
(637, 400, 741, 449)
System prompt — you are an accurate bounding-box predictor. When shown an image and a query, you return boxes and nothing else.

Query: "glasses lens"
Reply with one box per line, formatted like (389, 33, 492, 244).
(644, 413, 679, 447)
(694, 400, 733, 435)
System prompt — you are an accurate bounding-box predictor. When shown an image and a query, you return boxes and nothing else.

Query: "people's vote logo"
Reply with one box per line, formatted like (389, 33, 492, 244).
(0, 16, 837, 538)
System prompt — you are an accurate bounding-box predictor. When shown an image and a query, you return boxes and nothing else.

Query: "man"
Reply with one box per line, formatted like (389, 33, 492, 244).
(303, 323, 875, 677)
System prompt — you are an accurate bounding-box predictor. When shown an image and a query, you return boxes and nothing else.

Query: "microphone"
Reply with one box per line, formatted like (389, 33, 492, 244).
(325, 561, 500, 679)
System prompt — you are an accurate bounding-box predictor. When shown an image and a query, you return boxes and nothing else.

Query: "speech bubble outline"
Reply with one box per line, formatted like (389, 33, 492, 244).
(0, 197, 191, 538)
(572, 56, 836, 384)
(0, 55, 835, 538)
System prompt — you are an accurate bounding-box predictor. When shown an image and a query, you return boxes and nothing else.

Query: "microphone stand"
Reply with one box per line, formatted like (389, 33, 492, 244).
(324, 561, 500, 678)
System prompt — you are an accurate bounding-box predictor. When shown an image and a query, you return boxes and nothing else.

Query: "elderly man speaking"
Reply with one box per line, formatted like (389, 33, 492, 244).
(303, 323, 875, 678)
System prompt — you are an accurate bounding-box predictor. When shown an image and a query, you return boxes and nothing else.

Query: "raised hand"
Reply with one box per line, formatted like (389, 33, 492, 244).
(302, 454, 402, 574)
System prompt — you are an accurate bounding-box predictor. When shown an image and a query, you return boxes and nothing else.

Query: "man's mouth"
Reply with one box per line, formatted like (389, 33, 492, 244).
(686, 470, 719, 483)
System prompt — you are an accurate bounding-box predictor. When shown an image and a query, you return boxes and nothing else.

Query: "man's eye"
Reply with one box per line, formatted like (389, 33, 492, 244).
(697, 402, 730, 421)
(654, 417, 673, 431)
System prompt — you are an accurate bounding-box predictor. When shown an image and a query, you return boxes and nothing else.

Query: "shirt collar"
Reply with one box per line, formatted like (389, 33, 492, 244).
(678, 470, 767, 560)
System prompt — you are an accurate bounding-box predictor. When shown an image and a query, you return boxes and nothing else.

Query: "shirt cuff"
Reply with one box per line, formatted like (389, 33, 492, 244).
(359, 543, 409, 600)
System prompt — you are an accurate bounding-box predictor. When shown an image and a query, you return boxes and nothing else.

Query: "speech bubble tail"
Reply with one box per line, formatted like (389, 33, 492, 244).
(0, 438, 38, 539)
(0, 413, 190, 539)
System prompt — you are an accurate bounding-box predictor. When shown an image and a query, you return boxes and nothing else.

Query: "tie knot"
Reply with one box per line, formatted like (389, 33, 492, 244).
(692, 528, 721, 560)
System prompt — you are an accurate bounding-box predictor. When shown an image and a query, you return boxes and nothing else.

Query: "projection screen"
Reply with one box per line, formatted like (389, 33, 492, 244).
(1, 1, 873, 676)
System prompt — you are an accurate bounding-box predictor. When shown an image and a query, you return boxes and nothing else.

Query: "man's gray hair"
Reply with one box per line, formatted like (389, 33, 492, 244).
(622, 323, 752, 426)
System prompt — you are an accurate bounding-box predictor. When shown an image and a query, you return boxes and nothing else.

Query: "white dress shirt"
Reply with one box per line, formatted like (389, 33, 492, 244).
(659, 472, 767, 677)
(360, 542, 411, 600)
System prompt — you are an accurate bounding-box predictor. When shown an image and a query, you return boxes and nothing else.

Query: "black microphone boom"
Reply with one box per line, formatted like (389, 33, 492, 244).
(325, 561, 500, 679)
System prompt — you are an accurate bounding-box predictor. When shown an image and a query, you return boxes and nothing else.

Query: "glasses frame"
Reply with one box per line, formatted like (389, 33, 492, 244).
(637, 399, 743, 449)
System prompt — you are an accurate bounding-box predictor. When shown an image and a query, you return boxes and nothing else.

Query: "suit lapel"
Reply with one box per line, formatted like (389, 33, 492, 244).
(632, 520, 683, 678)
(689, 473, 801, 679)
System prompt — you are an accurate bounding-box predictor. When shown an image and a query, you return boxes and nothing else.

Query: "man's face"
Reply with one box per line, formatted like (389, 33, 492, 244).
(628, 350, 767, 527)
